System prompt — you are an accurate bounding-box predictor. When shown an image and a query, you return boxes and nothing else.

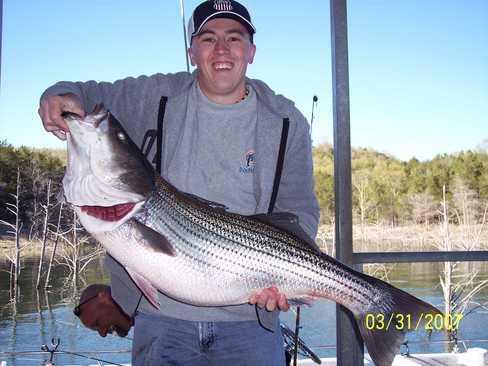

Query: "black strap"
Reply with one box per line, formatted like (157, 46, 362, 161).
(267, 118, 289, 214)
(155, 96, 168, 175)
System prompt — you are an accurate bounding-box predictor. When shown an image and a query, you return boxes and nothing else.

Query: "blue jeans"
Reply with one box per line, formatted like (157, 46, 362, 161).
(132, 312, 286, 366)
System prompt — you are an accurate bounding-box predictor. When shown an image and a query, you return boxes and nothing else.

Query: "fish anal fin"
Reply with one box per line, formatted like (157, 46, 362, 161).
(289, 295, 320, 307)
(126, 267, 160, 309)
(133, 220, 176, 256)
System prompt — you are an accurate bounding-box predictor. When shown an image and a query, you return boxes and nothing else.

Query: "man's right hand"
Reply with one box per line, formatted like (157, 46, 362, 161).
(38, 93, 85, 140)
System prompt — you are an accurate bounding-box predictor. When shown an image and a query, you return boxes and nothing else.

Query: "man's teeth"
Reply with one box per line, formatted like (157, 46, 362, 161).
(214, 63, 232, 70)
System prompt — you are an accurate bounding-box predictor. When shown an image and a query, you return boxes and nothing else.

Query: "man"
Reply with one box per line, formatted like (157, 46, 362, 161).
(40, 1, 319, 365)
(73, 284, 133, 338)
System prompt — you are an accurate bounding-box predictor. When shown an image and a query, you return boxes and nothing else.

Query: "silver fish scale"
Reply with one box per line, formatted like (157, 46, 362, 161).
(135, 179, 389, 309)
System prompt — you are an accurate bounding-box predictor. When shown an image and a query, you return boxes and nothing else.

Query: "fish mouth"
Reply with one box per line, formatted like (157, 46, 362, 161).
(80, 202, 136, 222)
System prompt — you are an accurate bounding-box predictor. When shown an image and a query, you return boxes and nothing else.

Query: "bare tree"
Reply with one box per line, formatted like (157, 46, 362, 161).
(36, 179, 52, 289)
(352, 170, 373, 237)
(45, 201, 64, 289)
(408, 191, 437, 227)
(437, 185, 488, 345)
(451, 178, 486, 250)
(27, 160, 49, 241)
(57, 207, 104, 286)
(438, 185, 453, 322)
(0, 168, 23, 291)
(452, 178, 480, 226)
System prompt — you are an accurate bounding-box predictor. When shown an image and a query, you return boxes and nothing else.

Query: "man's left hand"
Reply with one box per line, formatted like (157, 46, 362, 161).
(249, 287, 290, 312)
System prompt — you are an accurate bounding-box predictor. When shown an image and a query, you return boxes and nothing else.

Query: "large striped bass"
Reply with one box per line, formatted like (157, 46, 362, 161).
(62, 106, 441, 366)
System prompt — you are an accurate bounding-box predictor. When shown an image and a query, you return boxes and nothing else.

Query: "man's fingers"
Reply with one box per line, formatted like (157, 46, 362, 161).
(265, 296, 277, 311)
(60, 95, 85, 117)
(278, 293, 290, 311)
(39, 94, 84, 140)
(249, 292, 258, 304)
(249, 287, 290, 312)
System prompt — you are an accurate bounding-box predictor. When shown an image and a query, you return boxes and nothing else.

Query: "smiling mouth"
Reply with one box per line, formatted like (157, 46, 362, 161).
(213, 62, 233, 70)
(80, 203, 136, 221)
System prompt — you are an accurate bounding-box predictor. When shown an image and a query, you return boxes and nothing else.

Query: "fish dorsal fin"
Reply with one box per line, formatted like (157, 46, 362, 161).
(180, 191, 228, 211)
(247, 212, 320, 252)
(132, 220, 176, 256)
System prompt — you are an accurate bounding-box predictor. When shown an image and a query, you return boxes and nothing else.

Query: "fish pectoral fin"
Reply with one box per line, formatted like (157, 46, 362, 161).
(125, 267, 160, 309)
(133, 220, 176, 256)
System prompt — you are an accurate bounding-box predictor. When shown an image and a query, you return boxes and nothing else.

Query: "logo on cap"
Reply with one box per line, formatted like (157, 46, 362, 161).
(214, 0, 233, 11)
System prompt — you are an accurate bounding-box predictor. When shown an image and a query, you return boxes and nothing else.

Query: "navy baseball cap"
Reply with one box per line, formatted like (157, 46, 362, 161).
(188, 0, 256, 43)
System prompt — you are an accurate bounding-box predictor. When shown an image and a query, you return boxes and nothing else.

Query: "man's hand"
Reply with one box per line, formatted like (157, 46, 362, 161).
(249, 286, 290, 312)
(38, 93, 85, 140)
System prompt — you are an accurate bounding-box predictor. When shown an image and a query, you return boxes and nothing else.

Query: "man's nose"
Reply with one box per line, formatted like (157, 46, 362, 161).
(98, 328, 108, 337)
(214, 38, 230, 53)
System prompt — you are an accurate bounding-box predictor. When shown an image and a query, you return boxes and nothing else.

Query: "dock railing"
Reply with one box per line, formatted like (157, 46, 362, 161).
(329, 1, 488, 365)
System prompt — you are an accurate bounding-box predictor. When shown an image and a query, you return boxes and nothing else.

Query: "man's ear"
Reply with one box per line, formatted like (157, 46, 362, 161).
(188, 47, 197, 67)
(248, 44, 256, 65)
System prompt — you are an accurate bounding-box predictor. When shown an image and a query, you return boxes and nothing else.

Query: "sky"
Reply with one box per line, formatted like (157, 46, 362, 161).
(0, 0, 487, 162)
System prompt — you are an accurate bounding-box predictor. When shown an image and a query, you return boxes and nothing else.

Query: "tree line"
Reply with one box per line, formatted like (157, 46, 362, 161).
(2, 139, 488, 238)
(0, 140, 102, 294)
(314, 143, 488, 226)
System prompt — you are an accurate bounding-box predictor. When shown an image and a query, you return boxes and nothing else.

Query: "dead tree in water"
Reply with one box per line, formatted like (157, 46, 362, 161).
(36, 179, 52, 289)
(44, 201, 64, 289)
(0, 168, 23, 292)
(437, 185, 488, 347)
(57, 207, 103, 286)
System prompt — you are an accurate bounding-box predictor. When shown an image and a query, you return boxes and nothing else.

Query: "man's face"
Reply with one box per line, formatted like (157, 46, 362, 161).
(79, 293, 131, 338)
(189, 18, 256, 104)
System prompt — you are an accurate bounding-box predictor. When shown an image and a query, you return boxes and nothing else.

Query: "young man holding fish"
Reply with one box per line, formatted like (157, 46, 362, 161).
(39, 1, 320, 365)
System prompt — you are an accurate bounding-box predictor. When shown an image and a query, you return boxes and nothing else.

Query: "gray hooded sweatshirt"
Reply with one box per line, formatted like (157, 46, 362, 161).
(41, 71, 320, 330)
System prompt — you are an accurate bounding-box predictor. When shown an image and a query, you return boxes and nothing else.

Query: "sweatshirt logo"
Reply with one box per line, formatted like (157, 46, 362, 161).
(239, 150, 255, 174)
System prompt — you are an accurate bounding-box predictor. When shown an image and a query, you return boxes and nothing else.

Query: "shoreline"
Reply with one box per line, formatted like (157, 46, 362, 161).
(2, 222, 486, 262)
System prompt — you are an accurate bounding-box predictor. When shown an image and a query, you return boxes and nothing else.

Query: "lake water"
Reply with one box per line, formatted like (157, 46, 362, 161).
(1, 258, 488, 365)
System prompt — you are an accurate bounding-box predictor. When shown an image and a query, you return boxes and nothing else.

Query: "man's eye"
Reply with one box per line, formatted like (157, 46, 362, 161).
(228, 36, 241, 42)
(202, 37, 216, 43)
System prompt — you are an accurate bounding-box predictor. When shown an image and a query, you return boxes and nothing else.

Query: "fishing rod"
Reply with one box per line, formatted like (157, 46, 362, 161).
(310, 95, 318, 139)
(179, 0, 190, 72)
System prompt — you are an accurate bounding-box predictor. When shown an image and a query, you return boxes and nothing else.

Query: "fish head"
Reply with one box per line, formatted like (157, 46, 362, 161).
(62, 105, 154, 232)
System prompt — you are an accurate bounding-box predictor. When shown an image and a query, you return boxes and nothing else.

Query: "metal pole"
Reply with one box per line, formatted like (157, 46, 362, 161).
(0, 0, 3, 90)
(330, 0, 364, 365)
(179, 0, 190, 73)
(292, 306, 301, 366)
(354, 250, 488, 264)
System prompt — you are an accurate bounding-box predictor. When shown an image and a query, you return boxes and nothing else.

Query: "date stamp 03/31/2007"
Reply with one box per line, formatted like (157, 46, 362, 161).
(364, 313, 463, 332)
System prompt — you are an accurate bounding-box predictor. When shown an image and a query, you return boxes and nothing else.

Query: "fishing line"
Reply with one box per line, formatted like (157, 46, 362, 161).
(179, 0, 190, 72)
(59, 350, 126, 366)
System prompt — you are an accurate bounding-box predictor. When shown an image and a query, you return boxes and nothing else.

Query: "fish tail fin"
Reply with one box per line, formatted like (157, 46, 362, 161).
(355, 278, 442, 366)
